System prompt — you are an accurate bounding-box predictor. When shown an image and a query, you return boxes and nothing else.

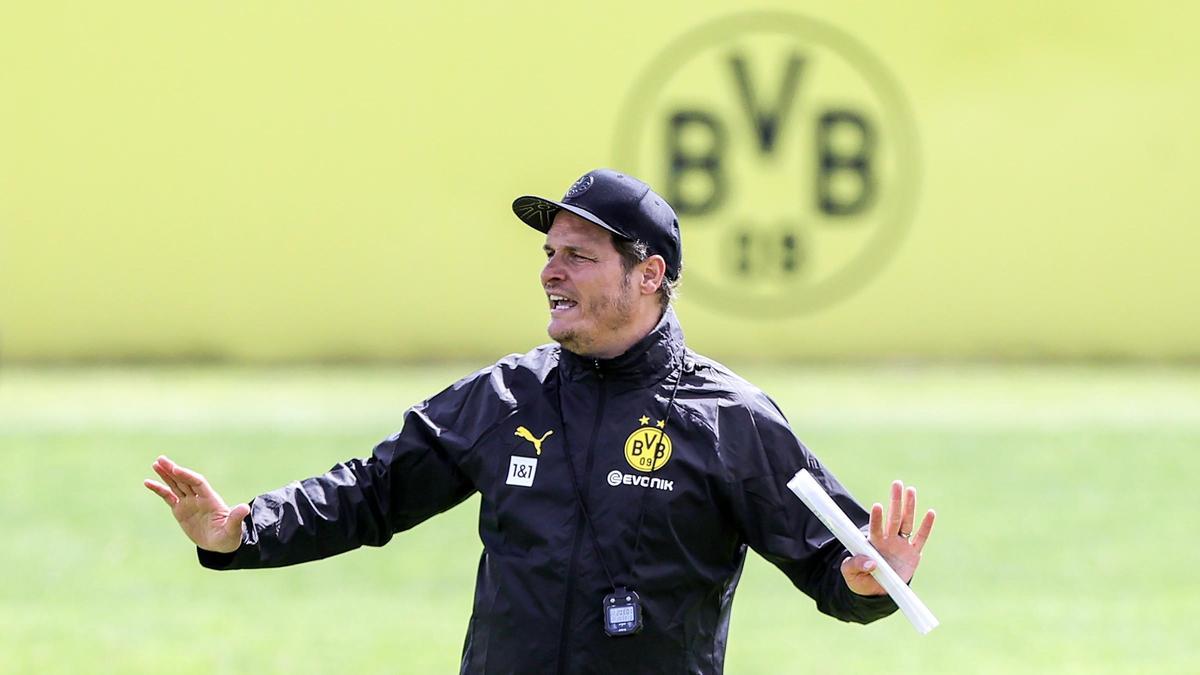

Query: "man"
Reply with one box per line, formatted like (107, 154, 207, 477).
(145, 169, 935, 674)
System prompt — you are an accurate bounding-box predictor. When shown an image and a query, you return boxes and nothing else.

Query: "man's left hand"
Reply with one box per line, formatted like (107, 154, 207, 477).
(840, 480, 936, 596)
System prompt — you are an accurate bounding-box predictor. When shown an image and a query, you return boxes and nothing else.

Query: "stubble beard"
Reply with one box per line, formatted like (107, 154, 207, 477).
(552, 276, 636, 357)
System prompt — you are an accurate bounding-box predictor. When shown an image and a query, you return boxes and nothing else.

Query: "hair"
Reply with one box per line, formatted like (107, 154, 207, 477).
(612, 236, 680, 311)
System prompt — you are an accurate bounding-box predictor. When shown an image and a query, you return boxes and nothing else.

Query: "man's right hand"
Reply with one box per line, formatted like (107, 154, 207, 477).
(144, 455, 250, 554)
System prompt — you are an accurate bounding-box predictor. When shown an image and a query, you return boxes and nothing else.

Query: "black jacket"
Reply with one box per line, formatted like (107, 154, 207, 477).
(199, 310, 897, 673)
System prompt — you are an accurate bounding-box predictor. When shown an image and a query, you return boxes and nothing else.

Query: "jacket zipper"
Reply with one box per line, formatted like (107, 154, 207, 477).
(555, 366, 606, 675)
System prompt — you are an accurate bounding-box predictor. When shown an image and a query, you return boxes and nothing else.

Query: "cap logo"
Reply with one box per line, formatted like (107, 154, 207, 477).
(513, 196, 559, 229)
(564, 174, 594, 199)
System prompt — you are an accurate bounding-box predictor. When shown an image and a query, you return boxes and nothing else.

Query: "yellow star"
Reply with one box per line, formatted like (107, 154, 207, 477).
(638, 415, 650, 426)
(655, 420, 666, 428)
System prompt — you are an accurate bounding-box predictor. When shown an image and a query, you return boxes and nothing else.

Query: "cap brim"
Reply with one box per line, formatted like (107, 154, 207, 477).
(512, 195, 629, 239)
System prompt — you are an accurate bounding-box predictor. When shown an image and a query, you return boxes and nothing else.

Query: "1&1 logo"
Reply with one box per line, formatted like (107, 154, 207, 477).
(614, 12, 920, 316)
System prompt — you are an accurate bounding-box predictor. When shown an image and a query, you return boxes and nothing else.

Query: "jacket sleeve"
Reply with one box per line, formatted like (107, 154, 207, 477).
(725, 391, 898, 624)
(196, 366, 509, 571)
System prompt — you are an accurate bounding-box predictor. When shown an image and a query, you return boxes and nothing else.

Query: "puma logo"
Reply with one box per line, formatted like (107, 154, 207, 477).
(514, 426, 554, 455)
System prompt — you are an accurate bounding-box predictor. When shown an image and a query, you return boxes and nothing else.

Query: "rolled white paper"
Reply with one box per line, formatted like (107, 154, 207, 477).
(786, 469, 939, 635)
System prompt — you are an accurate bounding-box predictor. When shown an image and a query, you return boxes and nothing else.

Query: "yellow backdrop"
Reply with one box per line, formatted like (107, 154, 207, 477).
(2, 2, 1196, 360)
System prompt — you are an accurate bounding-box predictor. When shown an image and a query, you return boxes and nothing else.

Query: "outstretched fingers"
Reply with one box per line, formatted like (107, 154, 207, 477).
(911, 509, 937, 553)
(152, 458, 189, 498)
(886, 480, 903, 537)
(899, 486, 917, 537)
(868, 502, 885, 542)
(170, 464, 213, 500)
(144, 479, 179, 507)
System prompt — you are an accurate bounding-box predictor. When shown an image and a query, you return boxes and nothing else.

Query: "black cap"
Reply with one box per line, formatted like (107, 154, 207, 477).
(513, 169, 682, 281)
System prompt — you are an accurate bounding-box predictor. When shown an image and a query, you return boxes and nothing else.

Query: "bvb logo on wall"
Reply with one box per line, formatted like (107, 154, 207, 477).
(614, 12, 919, 316)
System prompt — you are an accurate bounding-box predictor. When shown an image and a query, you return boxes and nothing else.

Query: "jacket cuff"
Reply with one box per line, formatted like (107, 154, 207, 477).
(196, 546, 239, 570)
(846, 588, 899, 615)
(849, 588, 897, 610)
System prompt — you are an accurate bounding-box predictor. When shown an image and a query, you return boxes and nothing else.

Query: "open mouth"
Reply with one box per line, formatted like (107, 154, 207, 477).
(548, 294, 578, 312)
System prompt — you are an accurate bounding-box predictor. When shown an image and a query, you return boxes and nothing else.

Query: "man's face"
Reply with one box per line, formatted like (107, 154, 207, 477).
(541, 212, 638, 357)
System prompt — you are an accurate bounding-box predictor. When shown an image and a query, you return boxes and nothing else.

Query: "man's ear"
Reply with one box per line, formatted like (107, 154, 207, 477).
(638, 256, 667, 296)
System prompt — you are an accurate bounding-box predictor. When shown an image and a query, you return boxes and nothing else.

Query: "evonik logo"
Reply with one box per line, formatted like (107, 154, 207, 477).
(606, 470, 674, 492)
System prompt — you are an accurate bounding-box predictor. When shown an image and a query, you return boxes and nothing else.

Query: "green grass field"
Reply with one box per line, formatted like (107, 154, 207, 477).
(2, 364, 1196, 673)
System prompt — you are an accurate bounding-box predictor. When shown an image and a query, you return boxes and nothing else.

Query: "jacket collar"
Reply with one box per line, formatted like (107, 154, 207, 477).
(557, 308, 685, 383)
